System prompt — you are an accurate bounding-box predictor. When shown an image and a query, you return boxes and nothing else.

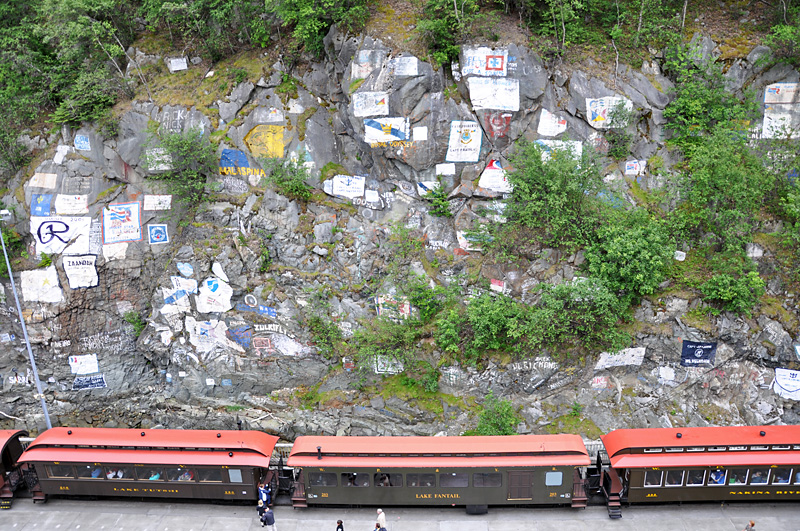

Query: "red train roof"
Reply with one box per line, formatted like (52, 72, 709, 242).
(17, 447, 272, 467)
(288, 434, 590, 468)
(1, 429, 28, 449)
(20, 427, 278, 460)
(602, 425, 800, 468)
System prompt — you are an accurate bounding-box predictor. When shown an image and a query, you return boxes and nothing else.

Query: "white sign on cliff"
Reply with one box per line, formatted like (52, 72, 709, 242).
(352, 92, 389, 117)
(30, 216, 91, 255)
(467, 78, 519, 111)
(63, 254, 99, 289)
(461, 47, 508, 77)
(446, 121, 482, 162)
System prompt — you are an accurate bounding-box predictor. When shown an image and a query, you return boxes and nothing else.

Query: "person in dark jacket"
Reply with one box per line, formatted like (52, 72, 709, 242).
(336, 520, 344, 531)
(261, 506, 276, 530)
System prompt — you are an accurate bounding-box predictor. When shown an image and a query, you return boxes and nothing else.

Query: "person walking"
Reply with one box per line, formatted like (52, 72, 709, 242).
(257, 500, 266, 520)
(261, 506, 276, 531)
(336, 520, 344, 531)
(743, 521, 755, 531)
(376, 508, 386, 530)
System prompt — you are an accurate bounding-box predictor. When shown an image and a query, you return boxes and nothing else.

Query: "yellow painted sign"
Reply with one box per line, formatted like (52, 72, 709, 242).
(245, 125, 285, 158)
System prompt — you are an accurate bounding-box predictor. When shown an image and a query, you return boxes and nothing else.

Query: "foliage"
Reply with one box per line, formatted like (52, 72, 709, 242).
(0, 225, 24, 278)
(469, 392, 520, 436)
(585, 210, 675, 304)
(426, 183, 452, 218)
(258, 158, 313, 201)
(123, 310, 147, 338)
(387, 222, 424, 260)
(464, 294, 527, 360)
(352, 318, 422, 375)
(672, 126, 770, 252)
(38, 253, 52, 268)
(267, 0, 369, 56)
(307, 315, 343, 358)
(605, 101, 634, 160)
(258, 243, 272, 272)
(142, 127, 218, 204)
(763, 1, 800, 65)
(700, 271, 765, 317)
(663, 46, 759, 147)
(507, 140, 605, 247)
(401, 275, 457, 324)
(417, 0, 481, 64)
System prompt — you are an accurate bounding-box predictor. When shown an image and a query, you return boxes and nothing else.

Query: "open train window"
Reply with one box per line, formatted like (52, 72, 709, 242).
(686, 470, 706, 486)
(309, 472, 337, 487)
(439, 473, 468, 487)
(665, 470, 684, 486)
(341, 472, 370, 487)
(76, 465, 104, 479)
(139, 468, 165, 481)
(407, 473, 435, 487)
(707, 469, 726, 486)
(749, 469, 769, 484)
(168, 468, 195, 481)
(771, 469, 792, 484)
(105, 467, 133, 480)
(473, 473, 502, 487)
(198, 469, 223, 482)
(46, 465, 75, 478)
(728, 469, 748, 485)
(545, 471, 563, 487)
(374, 473, 402, 487)
(643, 470, 662, 487)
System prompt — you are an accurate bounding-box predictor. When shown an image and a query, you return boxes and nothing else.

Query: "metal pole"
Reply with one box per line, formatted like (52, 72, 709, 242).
(0, 226, 52, 430)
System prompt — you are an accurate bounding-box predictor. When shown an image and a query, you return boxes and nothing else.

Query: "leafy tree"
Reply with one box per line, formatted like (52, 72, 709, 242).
(763, 0, 800, 64)
(258, 158, 313, 201)
(700, 271, 765, 317)
(141, 127, 218, 204)
(507, 140, 605, 247)
(267, 0, 368, 56)
(472, 392, 520, 435)
(417, 0, 481, 64)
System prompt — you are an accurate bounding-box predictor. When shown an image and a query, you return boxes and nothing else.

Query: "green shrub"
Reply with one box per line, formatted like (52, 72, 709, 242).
(268, 0, 369, 56)
(417, 0, 480, 64)
(258, 158, 313, 201)
(469, 391, 520, 436)
(605, 101, 634, 161)
(700, 271, 765, 317)
(401, 275, 456, 324)
(123, 310, 147, 338)
(307, 315, 342, 358)
(426, 183, 452, 218)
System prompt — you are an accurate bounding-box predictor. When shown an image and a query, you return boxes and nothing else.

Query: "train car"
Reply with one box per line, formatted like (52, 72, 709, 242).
(16, 427, 278, 503)
(286, 434, 591, 513)
(600, 425, 800, 517)
(1, 430, 28, 509)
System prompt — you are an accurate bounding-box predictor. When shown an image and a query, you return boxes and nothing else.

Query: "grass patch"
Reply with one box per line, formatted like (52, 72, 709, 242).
(320, 162, 348, 180)
(296, 107, 318, 141)
(349, 78, 365, 93)
(682, 307, 716, 334)
(545, 413, 603, 439)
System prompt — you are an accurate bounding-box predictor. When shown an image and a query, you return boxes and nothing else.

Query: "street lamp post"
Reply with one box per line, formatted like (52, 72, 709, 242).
(0, 211, 52, 430)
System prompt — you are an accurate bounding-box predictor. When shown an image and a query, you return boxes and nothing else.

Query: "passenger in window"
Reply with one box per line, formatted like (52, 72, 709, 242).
(91, 467, 103, 479)
(107, 468, 119, 479)
(710, 470, 725, 485)
(665, 472, 682, 486)
(773, 470, 790, 484)
(750, 471, 767, 484)
(149, 471, 161, 480)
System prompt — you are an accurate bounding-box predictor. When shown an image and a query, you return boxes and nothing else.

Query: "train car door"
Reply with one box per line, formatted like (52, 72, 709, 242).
(507, 471, 533, 501)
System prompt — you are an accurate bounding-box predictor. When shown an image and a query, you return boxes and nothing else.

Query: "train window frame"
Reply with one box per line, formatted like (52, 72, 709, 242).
(46, 464, 75, 479)
(342, 472, 370, 487)
(748, 469, 770, 484)
(686, 447, 705, 452)
(473, 473, 502, 488)
(197, 469, 223, 483)
(686, 470, 706, 486)
(643, 448, 663, 453)
(665, 470, 684, 487)
(750, 445, 769, 450)
(727, 469, 748, 485)
(708, 446, 727, 452)
(76, 465, 104, 479)
(665, 448, 684, 453)
(168, 468, 196, 482)
(545, 471, 563, 487)
(439, 473, 468, 488)
(406, 473, 435, 488)
(228, 469, 244, 483)
(373, 473, 402, 487)
(771, 468, 792, 485)
(707, 469, 727, 486)
(643, 470, 662, 487)
(728, 446, 747, 451)
(309, 472, 338, 487)
(772, 445, 790, 450)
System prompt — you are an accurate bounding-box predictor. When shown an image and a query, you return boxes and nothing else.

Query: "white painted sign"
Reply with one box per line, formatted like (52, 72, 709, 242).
(586, 97, 633, 129)
(446, 121, 482, 162)
(535, 139, 583, 161)
(364, 117, 409, 143)
(351, 49, 384, 79)
(54, 145, 73, 164)
(478, 160, 512, 193)
(375, 354, 404, 374)
(327, 174, 366, 199)
(764, 83, 799, 104)
(63, 254, 98, 288)
(168, 57, 188, 73)
(69, 353, 99, 375)
(145, 148, 173, 171)
(74, 135, 91, 151)
(102, 242, 127, 261)
(467, 77, 519, 111)
(595, 347, 647, 370)
(461, 47, 508, 77)
(412, 126, 428, 141)
(54, 194, 89, 215)
(773, 368, 800, 400)
(538, 108, 568, 136)
(391, 56, 418, 76)
(21, 266, 63, 303)
(266, 107, 284, 123)
(171, 276, 198, 294)
(762, 105, 800, 139)
(102, 202, 141, 244)
(352, 92, 389, 117)
(436, 163, 456, 176)
(143, 195, 173, 210)
(195, 277, 233, 313)
(624, 160, 647, 175)
(30, 216, 91, 255)
(30, 173, 58, 189)
(416, 182, 440, 196)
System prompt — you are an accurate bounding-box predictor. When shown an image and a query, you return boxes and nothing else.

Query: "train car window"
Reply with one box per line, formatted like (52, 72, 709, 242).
(407, 473, 435, 487)
(707, 469, 726, 485)
(795, 471, 800, 484)
(341, 472, 370, 487)
(473, 473, 502, 488)
(750, 445, 769, 450)
(439, 473, 468, 487)
(771, 445, 790, 450)
(665, 448, 684, 453)
(749, 469, 769, 484)
(665, 470, 684, 486)
(105, 467, 133, 480)
(198, 469, 223, 482)
(708, 446, 727, 452)
(686, 470, 706, 486)
(687, 447, 705, 452)
(46, 465, 75, 478)
(140, 468, 164, 481)
(643, 470, 662, 487)
(228, 469, 244, 483)
(76, 465, 104, 479)
(643, 448, 663, 453)
(373, 473, 402, 487)
(168, 468, 196, 481)
(310, 473, 338, 487)
(771, 469, 792, 484)
(727, 469, 748, 485)
(728, 446, 747, 451)
(545, 472, 563, 487)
